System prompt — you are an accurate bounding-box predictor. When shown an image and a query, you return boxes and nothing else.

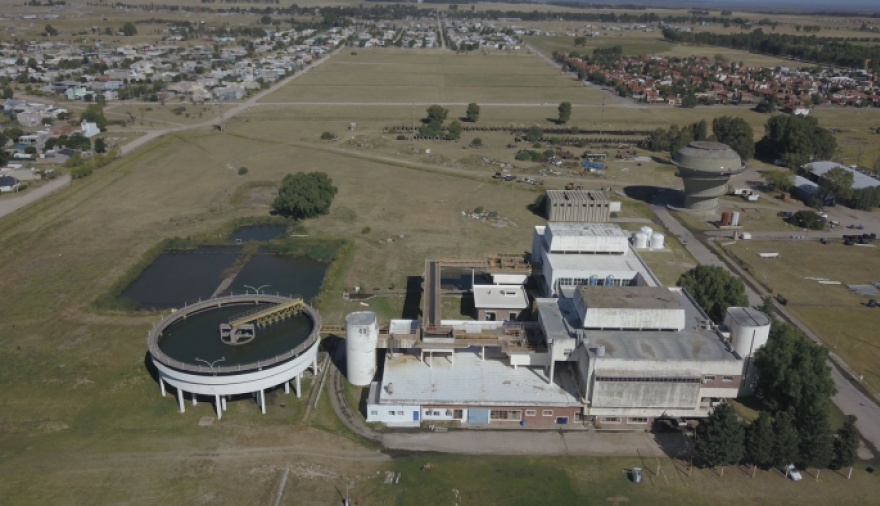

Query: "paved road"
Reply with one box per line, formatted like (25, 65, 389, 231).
(651, 195, 880, 452)
(120, 49, 339, 156)
(0, 175, 71, 219)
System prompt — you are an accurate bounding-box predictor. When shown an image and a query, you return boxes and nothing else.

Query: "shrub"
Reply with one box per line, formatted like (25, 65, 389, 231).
(238, 167, 249, 176)
(320, 131, 337, 140)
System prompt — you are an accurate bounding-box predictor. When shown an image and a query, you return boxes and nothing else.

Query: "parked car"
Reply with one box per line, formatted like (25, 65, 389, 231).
(784, 464, 803, 481)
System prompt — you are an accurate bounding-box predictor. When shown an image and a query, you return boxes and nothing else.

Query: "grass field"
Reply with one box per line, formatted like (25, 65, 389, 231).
(723, 240, 880, 396)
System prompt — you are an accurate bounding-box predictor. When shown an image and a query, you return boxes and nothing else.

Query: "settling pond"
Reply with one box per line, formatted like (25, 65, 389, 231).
(120, 227, 329, 310)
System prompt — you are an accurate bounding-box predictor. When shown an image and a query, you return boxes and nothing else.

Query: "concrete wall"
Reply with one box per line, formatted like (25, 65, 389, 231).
(580, 307, 686, 331)
(547, 198, 610, 222)
(591, 379, 701, 409)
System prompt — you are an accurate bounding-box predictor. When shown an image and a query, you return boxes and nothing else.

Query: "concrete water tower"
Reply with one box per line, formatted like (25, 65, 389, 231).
(672, 141, 746, 212)
(345, 311, 379, 386)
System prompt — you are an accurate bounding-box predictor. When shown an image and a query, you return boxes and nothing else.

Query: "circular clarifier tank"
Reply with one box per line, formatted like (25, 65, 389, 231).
(148, 294, 321, 418)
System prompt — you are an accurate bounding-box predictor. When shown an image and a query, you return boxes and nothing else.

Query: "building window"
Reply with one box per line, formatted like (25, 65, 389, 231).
(370, 411, 378, 416)
(542, 410, 554, 417)
(574, 412, 583, 422)
(453, 409, 463, 419)
(525, 410, 537, 417)
(490, 410, 522, 421)
(628, 417, 649, 424)
(722, 376, 734, 382)
(600, 416, 621, 424)
(703, 375, 716, 382)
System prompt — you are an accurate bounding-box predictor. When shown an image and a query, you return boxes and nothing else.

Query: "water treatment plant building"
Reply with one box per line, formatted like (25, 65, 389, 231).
(349, 220, 771, 429)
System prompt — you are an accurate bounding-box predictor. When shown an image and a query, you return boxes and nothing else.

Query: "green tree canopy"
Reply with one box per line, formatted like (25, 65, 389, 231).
(754, 321, 836, 415)
(772, 411, 800, 468)
(677, 265, 748, 323)
(831, 415, 860, 470)
(425, 105, 448, 129)
(744, 412, 775, 468)
(762, 169, 793, 192)
(80, 104, 108, 130)
(819, 166, 854, 203)
(797, 398, 834, 470)
(121, 22, 137, 37)
(789, 210, 825, 230)
(465, 103, 480, 123)
(2, 86, 12, 100)
(712, 116, 754, 160)
(557, 101, 572, 124)
(758, 115, 837, 169)
(270, 172, 338, 220)
(696, 403, 745, 468)
(447, 120, 462, 140)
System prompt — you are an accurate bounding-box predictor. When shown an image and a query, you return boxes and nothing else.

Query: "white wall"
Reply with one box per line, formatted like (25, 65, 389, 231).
(366, 403, 420, 427)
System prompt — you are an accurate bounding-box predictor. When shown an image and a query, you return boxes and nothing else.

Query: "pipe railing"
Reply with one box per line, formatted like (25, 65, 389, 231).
(147, 293, 321, 375)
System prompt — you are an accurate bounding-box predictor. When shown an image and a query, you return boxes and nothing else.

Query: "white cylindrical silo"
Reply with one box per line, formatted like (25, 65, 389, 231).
(724, 307, 771, 358)
(649, 232, 665, 249)
(346, 311, 379, 386)
(731, 211, 741, 227)
(633, 232, 648, 249)
(640, 226, 653, 237)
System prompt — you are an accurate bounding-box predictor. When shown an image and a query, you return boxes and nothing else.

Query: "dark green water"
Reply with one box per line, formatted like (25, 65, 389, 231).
(158, 304, 314, 366)
(226, 251, 327, 302)
(122, 246, 241, 310)
(228, 225, 287, 242)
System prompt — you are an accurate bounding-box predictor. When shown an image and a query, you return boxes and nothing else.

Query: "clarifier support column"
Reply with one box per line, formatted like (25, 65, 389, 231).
(177, 388, 185, 413)
(296, 374, 302, 399)
(260, 389, 266, 414)
(215, 395, 222, 420)
(160, 378, 166, 397)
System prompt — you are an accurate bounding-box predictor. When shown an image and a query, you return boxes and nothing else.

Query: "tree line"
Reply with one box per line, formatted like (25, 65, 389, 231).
(663, 27, 880, 71)
(697, 309, 859, 478)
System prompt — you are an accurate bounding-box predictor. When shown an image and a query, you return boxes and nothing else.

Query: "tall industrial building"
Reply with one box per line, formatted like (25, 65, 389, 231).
(346, 200, 769, 429)
(673, 141, 746, 212)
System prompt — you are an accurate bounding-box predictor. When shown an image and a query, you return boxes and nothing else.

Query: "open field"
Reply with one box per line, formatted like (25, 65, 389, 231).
(363, 453, 880, 506)
(723, 240, 880, 396)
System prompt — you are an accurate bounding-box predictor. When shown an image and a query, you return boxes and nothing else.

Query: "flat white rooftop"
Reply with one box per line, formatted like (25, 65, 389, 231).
(378, 347, 581, 407)
(472, 284, 529, 309)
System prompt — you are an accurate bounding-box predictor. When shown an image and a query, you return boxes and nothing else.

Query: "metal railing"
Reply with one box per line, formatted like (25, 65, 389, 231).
(146, 293, 321, 375)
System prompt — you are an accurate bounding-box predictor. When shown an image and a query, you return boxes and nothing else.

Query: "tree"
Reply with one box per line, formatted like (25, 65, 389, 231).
(424, 105, 448, 129)
(270, 172, 338, 220)
(712, 116, 754, 160)
(681, 92, 699, 108)
(525, 126, 543, 143)
(754, 321, 836, 415)
(447, 120, 462, 140)
(121, 22, 137, 37)
(80, 104, 108, 130)
(260, 15, 273, 25)
(758, 115, 837, 169)
(772, 412, 800, 468)
(574, 36, 587, 47)
(819, 166, 854, 204)
(94, 138, 106, 153)
(2, 86, 12, 100)
(320, 131, 337, 140)
(3, 127, 24, 143)
(465, 102, 480, 123)
(831, 416, 860, 471)
(745, 412, 775, 469)
(762, 169, 793, 192)
(44, 24, 58, 36)
(557, 101, 572, 124)
(789, 210, 825, 230)
(677, 265, 748, 323)
(470, 137, 482, 148)
(797, 398, 834, 470)
(691, 120, 708, 141)
(697, 403, 745, 469)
